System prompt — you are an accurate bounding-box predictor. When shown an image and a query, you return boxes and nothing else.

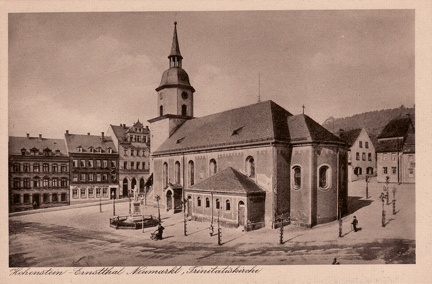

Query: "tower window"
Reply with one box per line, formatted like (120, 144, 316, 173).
(188, 160, 195, 186)
(245, 156, 255, 178)
(175, 161, 181, 183)
(292, 166, 301, 190)
(318, 165, 332, 191)
(209, 159, 217, 176)
(160, 105, 163, 116)
(163, 162, 168, 188)
(182, 104, 187, 116)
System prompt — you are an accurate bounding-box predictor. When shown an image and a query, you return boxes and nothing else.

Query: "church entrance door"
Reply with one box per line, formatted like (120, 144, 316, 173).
(238, 201, 246, 227)
(166, 190, 173, 211)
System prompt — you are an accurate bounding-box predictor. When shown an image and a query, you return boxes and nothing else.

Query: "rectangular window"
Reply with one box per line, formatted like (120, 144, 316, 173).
(73, 174, 78, 182)
(88, 188, 94, 198)
(52, 178, 58, 187)
(408, 169, 414, 177)
(80, 160, 86, 167)
(103, 188, 108, 197)
(43, 163, 49, 172)
(383, 154, 388, 161)
(391, 153, 397, 161)
(97, 174, 101, 181)
(52, 193, 58, 202)
(73, 160, 78, 167)
(136, 162, 139, 170)
(102, 174, 108, 181)
(73, 189, 78, 198)
(96, 160, 101, 168)
(88, 174, 94, 182)
(80, 188, 86, 198)
(24, 178, 30, 188)
(103, 160, 108, 168)
(131, 162, 135, 169)
(392, 167, 397, 174)
(359, 141, 363, 148)
(111, 160, 116, 168)
(80, 173, 86, 181)
(365, 142, 369, 149)
(33, 179, 40, 188)
(383, 167, 388, 174)
(13, 194, 20, 204)
(61, 193, 66, 202)
(96, 188, 101, 197)
(356, 152, 360, 161)
(61, 178, 67, 187)
(52, 164, 58, 173)
(88, 160, 94, 168)
(23, 163, 30, 172)
(43, 193, 49, 202)
(368, 153, 372, 161)
(362, 153, 366, 161)
(24, 194, 30, 204)
(61, 164, 67, 173)
(33, 164, 40, 172)
(13, 163, 20, 172)
(124, 161, 127, 169)
(13, 178, 20, 189)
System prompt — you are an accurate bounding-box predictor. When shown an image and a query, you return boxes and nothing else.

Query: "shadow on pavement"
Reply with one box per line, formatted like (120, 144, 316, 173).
(347, 196, 373, 215)
(222, 233, 245, 245)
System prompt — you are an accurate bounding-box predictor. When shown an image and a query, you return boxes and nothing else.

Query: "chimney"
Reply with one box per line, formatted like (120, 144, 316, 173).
(38, 134, 42, 139)
(66, 130, 69, 135)
(101, 132, 105, 141)
(26, 133, 30, 139)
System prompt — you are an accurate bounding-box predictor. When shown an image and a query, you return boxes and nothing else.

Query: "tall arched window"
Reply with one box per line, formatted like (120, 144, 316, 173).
(182, 104, 187, 116)
(197, 197, 202, 207)
(318, 165, 332, 191)
(209, 159, 217, 176)
(160, 105, 163, 116)
(188, 160, 195, 186)
(175, 161, 181, 183)
(163, 162, 168, 188)
(246, 156, 255, 177)
(292, 166, 301, 190)
(215, 198, 220, 209)
(226, 199, 231, 211)
(205, 197, 210, 208)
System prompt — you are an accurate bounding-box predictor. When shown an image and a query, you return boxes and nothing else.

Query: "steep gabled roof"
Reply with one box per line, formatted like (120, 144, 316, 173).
(188, 167, 265, 195)
(9, 136, 67, 156)
(378, 117, 412, 139)
(154, 100, 292, 154)
(65, 133, 117, 154)
(337, 129, 362, 146)
(288, 114, 344, 144)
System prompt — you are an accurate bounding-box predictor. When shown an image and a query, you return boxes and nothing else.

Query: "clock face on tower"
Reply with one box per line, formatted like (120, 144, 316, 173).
(181, 91, 188, 99)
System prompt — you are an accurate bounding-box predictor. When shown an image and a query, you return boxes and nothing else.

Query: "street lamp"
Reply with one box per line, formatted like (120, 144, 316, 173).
(112, 191, 116, 216)
(392, 186, 397, 215)
(365, 175, 370, 199)
(156, 195, 161, 224)
(99, 191, 102, 213)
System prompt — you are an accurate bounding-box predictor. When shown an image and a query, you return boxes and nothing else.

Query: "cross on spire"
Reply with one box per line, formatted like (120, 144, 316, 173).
(302, 105, 305, 114)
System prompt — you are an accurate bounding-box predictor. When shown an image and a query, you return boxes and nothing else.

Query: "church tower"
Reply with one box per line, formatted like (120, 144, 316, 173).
(149, 22, 195, 154)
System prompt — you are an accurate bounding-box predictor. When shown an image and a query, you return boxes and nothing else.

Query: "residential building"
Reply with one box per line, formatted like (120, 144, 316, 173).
(9, 134, 70, 212)
(108, 121, 151, 198)
(338, 128, 376, 181)
(376, 116, 415, 184)
(147, 22, 349, 230)
(64, 131, 120, 203)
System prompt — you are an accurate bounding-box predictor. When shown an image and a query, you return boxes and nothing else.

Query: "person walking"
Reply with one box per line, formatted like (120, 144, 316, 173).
(351, 216, 358, 232)
(156, 223, 165, 240)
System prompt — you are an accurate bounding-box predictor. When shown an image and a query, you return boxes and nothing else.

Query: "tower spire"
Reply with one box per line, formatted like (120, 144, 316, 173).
(169, 21, 183, 68)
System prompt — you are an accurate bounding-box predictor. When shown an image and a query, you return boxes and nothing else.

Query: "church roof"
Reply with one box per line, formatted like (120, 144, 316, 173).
(156, 67, 195, 92)
(169, 21, 182, 59)
(188, 167, 265, 195)
(337, 129, 362, 146)
(287, 114, 344, 144)
(9, 136, 67, 156)
(153, 100, 292, 155)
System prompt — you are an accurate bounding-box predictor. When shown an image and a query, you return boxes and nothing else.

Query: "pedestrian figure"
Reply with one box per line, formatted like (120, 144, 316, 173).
(332, 258, 340, 265)
(351, 216, 358, 232)
(156, 223, 165, 240)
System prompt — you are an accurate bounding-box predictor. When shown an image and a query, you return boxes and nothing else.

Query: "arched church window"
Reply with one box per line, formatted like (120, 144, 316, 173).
(245, 156, 255, 178)
(197, 197, 201, 207)
(163, 162, 168, 188)
(175, 161, 181, 183)
(188, 160, 195, 186)
(182, 104, 187, 116)
(225, 199, 231, 211)
(160, 105, 163, 116)
(215, 199, 220, 209)
(205, 197, 210, 208)
(209, 159, 217, 176)
(292, 166, 301, 190)
(318, 165, 332, 191)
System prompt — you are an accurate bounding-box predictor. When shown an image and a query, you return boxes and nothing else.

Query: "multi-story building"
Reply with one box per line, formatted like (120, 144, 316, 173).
(376, 116, 415, 184)
(108, 121, 151, 198)
(9, 134, 70, 212)
(338, 128, 376, 181)
(64, 131, 120, 203)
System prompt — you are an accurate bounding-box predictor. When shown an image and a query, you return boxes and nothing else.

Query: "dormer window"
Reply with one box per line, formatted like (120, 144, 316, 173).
(107, 148, 113, 154)
(55, 149, 61, 156)
(88, 147, 94, 153)
(21, 148, 26, 155)
(77, 146, 83, 153)
(96, 147, 102, 153)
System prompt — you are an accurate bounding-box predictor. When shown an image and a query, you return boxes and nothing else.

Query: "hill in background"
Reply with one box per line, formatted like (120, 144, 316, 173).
(322, 105, 415, 144)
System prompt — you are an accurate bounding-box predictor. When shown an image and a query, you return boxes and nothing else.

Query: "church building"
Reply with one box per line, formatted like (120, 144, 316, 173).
(147, 22, 349, 230)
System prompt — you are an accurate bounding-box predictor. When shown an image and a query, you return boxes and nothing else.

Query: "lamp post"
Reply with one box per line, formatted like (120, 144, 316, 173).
(156, 195, 161, 224)
(99, 193, 102, 213)
(183, 199, 187, 236)
(217, 206, 222, 245)
(381, 193, 386, 227)
(141, 195, 145, 233)
(365, 176, 370, 199)
(392, 186, 397, 215)
(112, 191, 116, 216)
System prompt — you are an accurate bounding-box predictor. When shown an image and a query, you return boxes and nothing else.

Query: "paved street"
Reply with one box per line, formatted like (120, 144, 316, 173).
(9, 178, 415, 266)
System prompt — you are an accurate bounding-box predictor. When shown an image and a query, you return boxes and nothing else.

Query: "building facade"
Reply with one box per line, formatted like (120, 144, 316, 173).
(147, 23, 349, 230)
(376, 117, 415, 184)
(108, 121, 151, 198)
(64, 131, 120, 203)
(9, 134, 70, 212)
(338, 128, 376, 181)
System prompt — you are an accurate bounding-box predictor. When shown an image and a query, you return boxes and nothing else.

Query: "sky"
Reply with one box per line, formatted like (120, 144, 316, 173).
(8, 10, 415, 138)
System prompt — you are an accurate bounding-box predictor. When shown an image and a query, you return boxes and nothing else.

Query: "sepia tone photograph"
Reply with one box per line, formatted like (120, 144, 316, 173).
(2, 1, 431, 283)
